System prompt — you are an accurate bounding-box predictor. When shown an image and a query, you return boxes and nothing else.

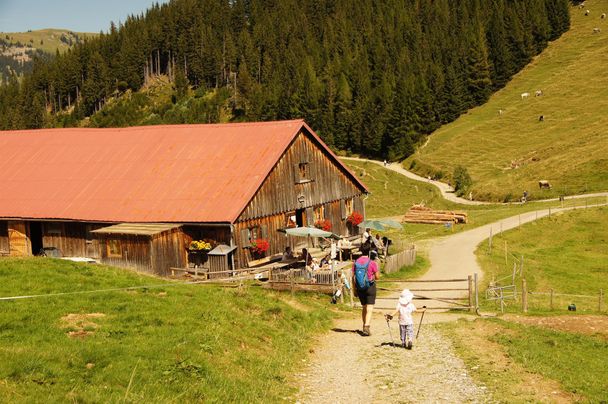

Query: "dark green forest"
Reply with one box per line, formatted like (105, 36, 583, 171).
(0, 0, 570, 159)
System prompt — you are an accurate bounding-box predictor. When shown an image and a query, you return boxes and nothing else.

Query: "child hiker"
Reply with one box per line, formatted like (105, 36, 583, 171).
(385, 289, 417, 349)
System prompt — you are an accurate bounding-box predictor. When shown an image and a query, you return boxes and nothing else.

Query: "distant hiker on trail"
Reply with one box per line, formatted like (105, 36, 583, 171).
(385, 289, 418, 349)
(353, 250, 380, 336)
(383, 159, 388, 167)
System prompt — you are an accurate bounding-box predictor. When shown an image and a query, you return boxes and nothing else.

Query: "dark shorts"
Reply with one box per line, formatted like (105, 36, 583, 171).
(357, 283, 377, 306)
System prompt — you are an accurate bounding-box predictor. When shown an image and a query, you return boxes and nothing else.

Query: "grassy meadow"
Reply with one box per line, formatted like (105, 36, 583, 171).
(0, 258, 332, 402)
(476, 206, 608, 312)
(343, 159, 606, 247)
(1, 29, 94, 55)
(439, 318, 608, 402)
(405, 0, 608, 201)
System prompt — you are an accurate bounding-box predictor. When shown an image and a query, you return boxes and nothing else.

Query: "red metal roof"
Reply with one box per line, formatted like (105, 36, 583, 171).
(0, 120, 367, 223)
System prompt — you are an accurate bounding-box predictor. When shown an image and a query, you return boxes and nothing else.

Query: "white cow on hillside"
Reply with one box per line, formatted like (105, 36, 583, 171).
(520, 92, 530, 100)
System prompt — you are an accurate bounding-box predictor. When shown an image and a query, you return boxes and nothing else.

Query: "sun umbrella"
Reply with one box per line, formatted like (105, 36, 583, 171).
(357, 219, 402, 231)
(284, 226, 334, 238)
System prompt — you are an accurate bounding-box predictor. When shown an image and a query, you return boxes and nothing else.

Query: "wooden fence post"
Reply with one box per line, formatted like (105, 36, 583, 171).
(600, 289, 604, 312)
(505, 241, 508, 267)
(522, 279, 528, 313)
(349, 274, 354, 308)
(468, 275, 473, 312)
(520, 255, 524, 278)
(290, 270, 294, 295)
(474, 273, 479, 311)
(550, 289, 554, 311)
(489, 228, 493, 254)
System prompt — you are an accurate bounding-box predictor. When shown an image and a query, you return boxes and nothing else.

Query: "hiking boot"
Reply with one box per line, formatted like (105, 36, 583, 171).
(401, 342, 406, 348)
(407, 341, 413, 350)
(363, 325, 371, 336)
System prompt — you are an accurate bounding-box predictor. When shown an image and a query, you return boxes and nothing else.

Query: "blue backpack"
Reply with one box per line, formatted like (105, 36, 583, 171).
(354, 259, 372, 290)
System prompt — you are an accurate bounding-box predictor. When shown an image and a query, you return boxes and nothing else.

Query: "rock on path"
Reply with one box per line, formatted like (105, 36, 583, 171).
(296, 316, 485, 403)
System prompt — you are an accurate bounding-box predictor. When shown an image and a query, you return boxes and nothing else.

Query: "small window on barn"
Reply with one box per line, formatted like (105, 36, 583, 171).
(295, 162, 312, 183)
(107, 240, 122, 258)
(345, 198, 354, 216)
(45, 222, 62, 235)
(314, 205, 325, 223)
(249, 225, 261, 242)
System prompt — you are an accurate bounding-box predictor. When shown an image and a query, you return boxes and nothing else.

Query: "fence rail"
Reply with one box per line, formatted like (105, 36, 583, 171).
(383, 246, 417, 273)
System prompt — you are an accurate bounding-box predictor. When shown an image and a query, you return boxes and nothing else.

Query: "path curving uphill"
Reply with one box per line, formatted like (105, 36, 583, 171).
(342, 156, 608, 205)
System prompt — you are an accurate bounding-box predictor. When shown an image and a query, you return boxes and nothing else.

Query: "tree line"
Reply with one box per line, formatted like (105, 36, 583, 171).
(0, 0, 570, 160)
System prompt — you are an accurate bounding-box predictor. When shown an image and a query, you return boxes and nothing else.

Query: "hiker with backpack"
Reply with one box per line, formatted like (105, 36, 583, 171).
(353, 250, 380, 336)
(385, 289, 419, 349)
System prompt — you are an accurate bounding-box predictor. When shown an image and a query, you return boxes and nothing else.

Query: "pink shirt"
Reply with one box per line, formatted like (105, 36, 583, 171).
(352, 256, 379, 281)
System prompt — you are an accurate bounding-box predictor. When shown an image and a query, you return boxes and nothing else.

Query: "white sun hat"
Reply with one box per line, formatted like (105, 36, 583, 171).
(399, 289, 414, 305)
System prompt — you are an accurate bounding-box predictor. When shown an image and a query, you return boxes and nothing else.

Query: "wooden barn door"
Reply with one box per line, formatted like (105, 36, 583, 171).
(8, 221, 30, 257)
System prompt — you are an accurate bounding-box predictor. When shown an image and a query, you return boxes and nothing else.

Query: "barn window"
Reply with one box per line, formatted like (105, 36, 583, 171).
(314, 205, 325, 222)
(295, 162, 311, 183)
(345, 198, 354, 216)
(107, 240, 122, 257)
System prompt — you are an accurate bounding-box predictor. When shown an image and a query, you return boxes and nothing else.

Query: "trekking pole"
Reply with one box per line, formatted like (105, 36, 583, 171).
(416, 306, 427, 339)
(385, 315, 395, 346)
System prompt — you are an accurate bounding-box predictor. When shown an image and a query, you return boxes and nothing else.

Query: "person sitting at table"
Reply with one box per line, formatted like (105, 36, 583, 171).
(282, 246, 295, 261)
(299, 248, 313, 266)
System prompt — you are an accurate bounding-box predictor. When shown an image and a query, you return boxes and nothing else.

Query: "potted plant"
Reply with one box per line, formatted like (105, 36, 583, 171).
(188, 240, 212, 267)
(346, 210, 364, 234)
(314, 219, 332, 231)
(250, 238, 270, 259)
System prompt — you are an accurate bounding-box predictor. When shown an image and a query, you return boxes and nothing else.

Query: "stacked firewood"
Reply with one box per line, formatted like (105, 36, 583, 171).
(402, 205, 468, 225)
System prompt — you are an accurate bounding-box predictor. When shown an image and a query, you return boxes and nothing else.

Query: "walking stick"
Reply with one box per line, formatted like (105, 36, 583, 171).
(385, 316, 396, 346)
(416, 306, 427, 339)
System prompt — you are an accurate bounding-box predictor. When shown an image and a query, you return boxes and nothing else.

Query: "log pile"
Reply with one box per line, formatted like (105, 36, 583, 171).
(403, 205, 468, 225)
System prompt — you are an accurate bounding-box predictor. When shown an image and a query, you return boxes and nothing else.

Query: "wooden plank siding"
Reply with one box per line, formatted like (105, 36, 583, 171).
(41, 222, 106, 257)
(233, 130, 366, 268)
(150, 228, 188, 276)
(238, 131, 364, 221)
(98, 235, 153, 273)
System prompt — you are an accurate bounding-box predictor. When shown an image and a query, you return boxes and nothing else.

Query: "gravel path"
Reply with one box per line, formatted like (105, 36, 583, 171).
(296, 315, 485, 403)
(295, 157, 607, 401)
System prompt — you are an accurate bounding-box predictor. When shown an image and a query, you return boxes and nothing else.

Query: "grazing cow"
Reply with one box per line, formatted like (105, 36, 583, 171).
(521, 92, 530, 100)
(498, 109, 504, 115)
(539, 115, 544, 122)
(579, 2, 585, 9)
(593, 27, 601, 33)
(602, 13, 606, 19)
(538, 180, 552, 190)
(535, 90, 543, 97)
(585, 9, 590, 16)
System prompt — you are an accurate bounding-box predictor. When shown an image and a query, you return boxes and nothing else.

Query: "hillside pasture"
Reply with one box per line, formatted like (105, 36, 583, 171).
(0, 258, 332, 402)
(406, 0, 608, 201)
(476, 206, 608, 312)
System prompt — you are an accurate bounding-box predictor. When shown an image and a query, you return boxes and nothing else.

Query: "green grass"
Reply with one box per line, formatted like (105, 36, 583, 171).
(1, 29, 95, 55)
(439, 318, 608, 402)
(0, 258, 332, 402)
(476, 206, 608, 312)
(343, 159, 606, 247)
(494, 320, 608, 401)
(405, 0, 608, 201)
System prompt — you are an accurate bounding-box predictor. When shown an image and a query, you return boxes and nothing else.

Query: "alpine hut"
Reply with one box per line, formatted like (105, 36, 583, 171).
(0, 120, 368, 275)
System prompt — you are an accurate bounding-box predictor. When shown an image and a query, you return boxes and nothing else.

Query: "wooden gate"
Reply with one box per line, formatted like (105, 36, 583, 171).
(373, 275, 479, 311)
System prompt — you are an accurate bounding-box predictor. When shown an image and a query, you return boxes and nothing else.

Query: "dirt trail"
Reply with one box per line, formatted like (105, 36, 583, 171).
(296, 314, 485, 403)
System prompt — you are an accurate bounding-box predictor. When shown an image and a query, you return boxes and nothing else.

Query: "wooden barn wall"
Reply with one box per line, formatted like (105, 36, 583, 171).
(41, 222, 106, 257)
(239, 131, 365, 221)
(0, 221, 8, 254)
(233, 195, 364, 268)
(98, 235, 153, 274)
(7, 221, 29, 257)
(181, 225, 231, 247)
(150, 228, 188, 276)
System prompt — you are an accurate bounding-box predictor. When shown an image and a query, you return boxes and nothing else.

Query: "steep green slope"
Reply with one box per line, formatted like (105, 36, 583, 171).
(406, 0, 608, 201)
(1, 29, 93, 55)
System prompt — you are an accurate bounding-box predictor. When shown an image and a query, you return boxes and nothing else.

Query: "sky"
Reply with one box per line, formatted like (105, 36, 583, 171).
(0, 0, 170, 33)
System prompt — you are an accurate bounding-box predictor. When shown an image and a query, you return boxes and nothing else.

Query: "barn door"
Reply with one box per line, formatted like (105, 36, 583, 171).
(8, 221, 30, 257)
(85, 225, 99, 258)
